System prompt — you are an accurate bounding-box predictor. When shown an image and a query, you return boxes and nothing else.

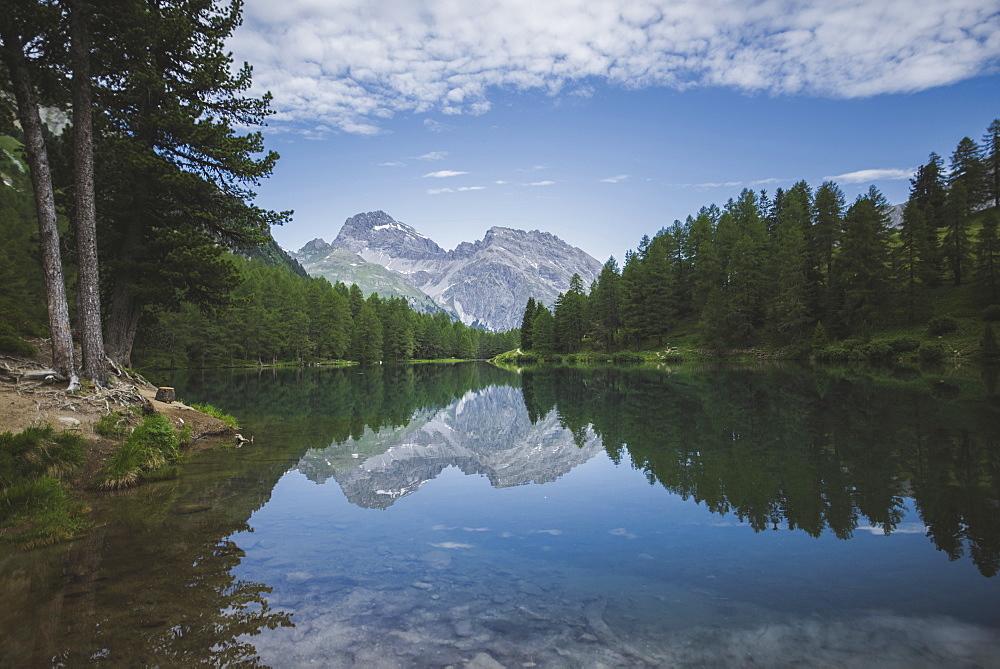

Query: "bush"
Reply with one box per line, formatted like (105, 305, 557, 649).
(888, 337, 920, 353)
(983, 305, 1000, 322)
(926, 316, 958, 336)
(0, 319, 36, 356)
(98, 414, 180, 490)
(862, 341, 895, 363)
(918, 342, 946, 363)
(94, 409, 136, 438)
(0, 425, 84, 487)
(189, 403, 238, 430)
(0, 426, 87, 546)
(611, 351, 643, 364)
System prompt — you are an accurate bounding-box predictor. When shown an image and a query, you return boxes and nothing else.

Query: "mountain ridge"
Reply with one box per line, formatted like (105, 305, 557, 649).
(293, 211, 602, 330)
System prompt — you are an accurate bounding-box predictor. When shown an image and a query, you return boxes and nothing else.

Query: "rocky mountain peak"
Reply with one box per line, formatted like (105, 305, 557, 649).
(333, 211, 445, 259)
(298, 237, 332, 259)
(295, 211, 603, 330)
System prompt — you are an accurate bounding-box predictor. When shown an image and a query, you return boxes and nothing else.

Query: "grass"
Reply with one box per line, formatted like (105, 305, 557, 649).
(97, 414, 181, 490)
(188, 403, 239, 430)
(0, 425, 87, 546)
(93, 408, 137, 439)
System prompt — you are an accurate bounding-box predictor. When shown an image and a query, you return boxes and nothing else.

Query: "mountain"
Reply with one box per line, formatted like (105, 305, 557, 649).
(295, 385, 603, 509)
(293, 239, 444, 314)
(293, 211, 602, 330)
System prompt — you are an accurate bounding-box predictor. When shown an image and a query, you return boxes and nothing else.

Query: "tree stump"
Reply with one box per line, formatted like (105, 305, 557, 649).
(155, 387, 175, 403)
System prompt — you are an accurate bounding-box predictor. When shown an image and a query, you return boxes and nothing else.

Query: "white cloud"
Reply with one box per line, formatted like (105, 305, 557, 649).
(422, 170, 469, 178)
(529, 180, 556, 186)
(823, 168, 916, 184)
(413, 151, 448, 161)
(235, 0, 1000, 134)
(428, 186, 485, 194)
(378, 161, 405, 167)
(495, 180, 509, 184)
(601, 174, 630, 183)
(423, 119, 450, 133)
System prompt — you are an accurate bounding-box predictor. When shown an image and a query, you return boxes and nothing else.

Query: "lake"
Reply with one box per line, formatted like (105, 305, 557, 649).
(2, 362, 999, 667)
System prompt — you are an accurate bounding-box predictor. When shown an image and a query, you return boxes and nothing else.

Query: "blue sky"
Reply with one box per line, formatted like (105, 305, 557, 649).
(230, 0, 1000, 264)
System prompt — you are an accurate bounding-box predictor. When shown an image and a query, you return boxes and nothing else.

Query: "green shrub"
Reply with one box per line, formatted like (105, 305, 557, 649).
(926, 316, 958, 336)
(983, 305, 1000, 322)
(611, 351, 643, 364)
(888, 337, 920, 353)
(0, 426, 87, 545)
(0, 425, 84, 487)
(98, 414, 180, 490)
(862, 341, 895, 363)
(94, 409, 136, 439)
(0, 322, 36, 356)
(189, 403, 238, 430)
(918, 342, 946, 363)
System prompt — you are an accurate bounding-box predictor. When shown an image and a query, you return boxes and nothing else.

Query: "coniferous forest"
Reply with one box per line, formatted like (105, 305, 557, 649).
(0, 1, 516, 373)
(520, 119, 1000, 362)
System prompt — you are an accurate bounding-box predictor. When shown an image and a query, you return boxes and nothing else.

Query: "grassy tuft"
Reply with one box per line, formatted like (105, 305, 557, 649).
(93, 409, 137, 439)
(98, 414, 180, 490)
(0, 427, 87, 545)
(188, 402, 239, 430)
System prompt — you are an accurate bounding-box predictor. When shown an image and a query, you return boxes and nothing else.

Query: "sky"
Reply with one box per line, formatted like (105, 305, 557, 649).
(228, 0, 1000, 264)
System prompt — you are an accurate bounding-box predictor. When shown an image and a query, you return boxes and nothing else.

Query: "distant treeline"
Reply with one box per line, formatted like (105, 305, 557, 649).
(133, 255, 520, 368)
(521, 119, 1000, 356)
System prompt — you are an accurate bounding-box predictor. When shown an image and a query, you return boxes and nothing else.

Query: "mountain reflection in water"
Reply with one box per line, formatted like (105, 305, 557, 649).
(2, 362, 998, 667)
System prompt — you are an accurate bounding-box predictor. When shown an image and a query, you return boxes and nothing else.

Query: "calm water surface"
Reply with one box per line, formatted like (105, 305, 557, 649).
(2, 362, 1000, 667)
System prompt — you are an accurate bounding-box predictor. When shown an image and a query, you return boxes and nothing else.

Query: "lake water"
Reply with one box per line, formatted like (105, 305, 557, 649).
(2, 362, 1000, 667)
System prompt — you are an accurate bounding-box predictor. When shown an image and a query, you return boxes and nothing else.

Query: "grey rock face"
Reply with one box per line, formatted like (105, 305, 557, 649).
(293, 211, 602, 330)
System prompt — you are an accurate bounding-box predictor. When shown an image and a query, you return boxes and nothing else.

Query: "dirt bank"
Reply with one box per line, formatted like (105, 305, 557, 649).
(1, 340, 235, 490)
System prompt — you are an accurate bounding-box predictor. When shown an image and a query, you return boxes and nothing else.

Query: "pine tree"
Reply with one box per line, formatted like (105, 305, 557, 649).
(97, 0, 284, 365)
(769, 186, 812, 344)
(520, 296, 536, 350)
(0, 4, 78, 386)
(812, 181, 845, 280)
(553, 274, 587, 353)
(532, 305, 555, 354)
(950, 136, 986, 209)
(832, 187, 891, 336)
(350, 302, 383, 363)
(907, 154, 947, 287)
(983, 119, 1000, 209)
(975, 210, 1000, 303)
(589, 258, 621, 352)
(944, 181, 972, 286)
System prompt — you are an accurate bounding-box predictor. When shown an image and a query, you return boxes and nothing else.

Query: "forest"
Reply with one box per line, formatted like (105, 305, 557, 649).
(0, 1, 516, 376)
(521, 119, 1000, 361)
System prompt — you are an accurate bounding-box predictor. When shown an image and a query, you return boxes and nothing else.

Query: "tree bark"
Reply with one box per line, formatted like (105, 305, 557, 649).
(0, 21, 78, 389)
(69, 0, 107, 386)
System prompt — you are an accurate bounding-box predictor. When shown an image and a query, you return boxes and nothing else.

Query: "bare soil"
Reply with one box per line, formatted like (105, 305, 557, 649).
(1, 339, 235, 490)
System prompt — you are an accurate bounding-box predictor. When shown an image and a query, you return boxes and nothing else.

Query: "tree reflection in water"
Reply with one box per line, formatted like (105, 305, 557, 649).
(520, 364, 1000, 577)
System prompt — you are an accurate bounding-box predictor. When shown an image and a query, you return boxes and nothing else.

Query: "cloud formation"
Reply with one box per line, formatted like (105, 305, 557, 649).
(428, 186, 486, 194)
(423, 170, 469, 178)
(529, 180, 556, 186)
(601, 174, 630, 183)
(234, 0, 1000, 134)
(823, 168, 916, 183)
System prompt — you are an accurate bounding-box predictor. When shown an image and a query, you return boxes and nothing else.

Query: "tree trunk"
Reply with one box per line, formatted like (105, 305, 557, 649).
(1, 23, 78, 389)
(104, 276, 142, 367)
(69, 0, 107, 386)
